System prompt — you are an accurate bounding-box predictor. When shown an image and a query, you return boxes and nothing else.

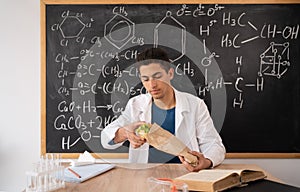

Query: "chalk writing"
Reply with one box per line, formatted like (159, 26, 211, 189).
(45, 4, 300, 153)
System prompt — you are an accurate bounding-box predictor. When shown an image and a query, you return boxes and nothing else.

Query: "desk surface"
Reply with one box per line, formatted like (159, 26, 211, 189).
(57, 163, 280, 192)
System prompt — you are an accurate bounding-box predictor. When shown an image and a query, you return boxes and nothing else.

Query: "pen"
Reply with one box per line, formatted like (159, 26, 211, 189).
(68, 167, 81, 178)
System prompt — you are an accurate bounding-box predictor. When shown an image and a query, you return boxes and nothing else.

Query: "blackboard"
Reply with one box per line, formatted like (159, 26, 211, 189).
(41, 0, 300, 158)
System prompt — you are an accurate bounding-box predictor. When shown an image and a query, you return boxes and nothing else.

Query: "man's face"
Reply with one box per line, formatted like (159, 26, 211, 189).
(139, 63, 174, 99)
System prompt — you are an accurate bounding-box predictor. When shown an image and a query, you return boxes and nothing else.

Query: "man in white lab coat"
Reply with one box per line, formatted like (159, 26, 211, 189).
(101, 48, 225, 171)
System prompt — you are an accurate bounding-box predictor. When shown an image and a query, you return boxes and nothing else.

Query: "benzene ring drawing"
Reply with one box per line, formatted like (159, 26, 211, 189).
(104, 14, 135, 49)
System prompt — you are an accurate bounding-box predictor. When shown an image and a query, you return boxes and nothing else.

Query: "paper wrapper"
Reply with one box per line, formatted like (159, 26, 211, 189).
(144, 123, 198, 165)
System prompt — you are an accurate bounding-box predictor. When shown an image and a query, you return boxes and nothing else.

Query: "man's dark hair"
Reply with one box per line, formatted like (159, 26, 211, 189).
(136, 47, 171, 73)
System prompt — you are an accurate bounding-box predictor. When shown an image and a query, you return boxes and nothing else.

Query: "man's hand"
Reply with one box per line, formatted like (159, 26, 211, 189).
(179, 151, 212, 172)
(114, 121, 147, 148)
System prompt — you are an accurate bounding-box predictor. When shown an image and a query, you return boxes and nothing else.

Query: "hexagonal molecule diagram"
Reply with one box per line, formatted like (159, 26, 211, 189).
(154, 11, 186, 62)
(259, 42, 290, 79)
(104, 14, 135, 49)
(59, 16, 86, 38)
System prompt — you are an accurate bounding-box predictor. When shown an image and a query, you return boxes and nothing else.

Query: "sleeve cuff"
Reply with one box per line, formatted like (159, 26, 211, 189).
(108, 139, 116, 145)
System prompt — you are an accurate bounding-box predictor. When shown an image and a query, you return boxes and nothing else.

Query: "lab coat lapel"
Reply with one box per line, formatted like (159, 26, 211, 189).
(137, 94, 152, 123)
(174, 89, 189, 135)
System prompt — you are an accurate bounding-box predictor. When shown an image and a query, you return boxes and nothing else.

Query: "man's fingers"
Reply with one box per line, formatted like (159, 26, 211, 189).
(131, 141, 146, 148)
(179, 155, 196, 172)
(128, 132, 146, 148)
(182, 161, 195, 172)
(129, 139, 144, 146)
(188, 151, 203, 157)
(178, 156, 185, 163)
(131, 134, 145, 141)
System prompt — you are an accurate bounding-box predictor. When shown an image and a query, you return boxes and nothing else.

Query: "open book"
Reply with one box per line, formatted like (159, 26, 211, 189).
(64, 164, 115, 183)
(174, 168, 267, 192)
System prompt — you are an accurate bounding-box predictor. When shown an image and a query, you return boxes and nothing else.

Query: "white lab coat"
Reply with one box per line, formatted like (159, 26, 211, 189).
(101, 89, 225, 167)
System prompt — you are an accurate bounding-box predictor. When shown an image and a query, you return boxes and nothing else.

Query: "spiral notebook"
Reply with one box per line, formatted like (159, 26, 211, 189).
(64, 164, 115, 183)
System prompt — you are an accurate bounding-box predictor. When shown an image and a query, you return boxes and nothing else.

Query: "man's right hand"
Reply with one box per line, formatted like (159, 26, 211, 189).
(113, 121, 147, 148)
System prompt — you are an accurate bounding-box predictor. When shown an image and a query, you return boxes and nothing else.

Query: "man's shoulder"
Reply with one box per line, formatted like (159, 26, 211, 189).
(128, 93, 151, 103)
(175, 90, 202, 102)
(174, 90, 206, 110)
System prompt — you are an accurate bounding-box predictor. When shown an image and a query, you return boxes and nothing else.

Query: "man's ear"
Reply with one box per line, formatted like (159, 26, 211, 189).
(168, 68, 174, 80)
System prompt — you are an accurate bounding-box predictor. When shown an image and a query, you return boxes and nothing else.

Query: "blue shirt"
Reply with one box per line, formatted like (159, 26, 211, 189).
(149, 102, 180, 163)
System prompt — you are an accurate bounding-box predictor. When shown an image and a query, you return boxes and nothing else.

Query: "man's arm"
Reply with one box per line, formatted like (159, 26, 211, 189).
(195, 100, 226, 168)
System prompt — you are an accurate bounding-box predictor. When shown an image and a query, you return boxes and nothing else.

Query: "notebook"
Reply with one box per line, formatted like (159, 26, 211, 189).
(64, 164, 115, 183)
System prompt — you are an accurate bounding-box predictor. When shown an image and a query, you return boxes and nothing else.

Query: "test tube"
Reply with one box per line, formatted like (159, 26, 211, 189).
(55, 153, 65, 188)
(26, 163, 38, 192)
(26, 154, 65, 192)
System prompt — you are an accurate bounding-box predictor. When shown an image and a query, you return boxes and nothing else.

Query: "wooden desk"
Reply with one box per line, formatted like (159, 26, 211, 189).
(56, 163, 280, 192)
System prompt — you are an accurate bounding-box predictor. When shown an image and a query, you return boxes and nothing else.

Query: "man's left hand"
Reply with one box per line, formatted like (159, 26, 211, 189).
(179, 151, 212, 172)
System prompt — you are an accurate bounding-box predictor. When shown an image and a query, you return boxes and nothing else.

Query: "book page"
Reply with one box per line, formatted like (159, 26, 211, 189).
(175, 169, 241, 191)
(177, 169, 239, 182)
(240, 170, 266, 183)
(219, 169, 266, 183)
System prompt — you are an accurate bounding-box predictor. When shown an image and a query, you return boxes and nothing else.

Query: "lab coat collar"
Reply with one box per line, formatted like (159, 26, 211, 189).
(136, 88, 190, 132)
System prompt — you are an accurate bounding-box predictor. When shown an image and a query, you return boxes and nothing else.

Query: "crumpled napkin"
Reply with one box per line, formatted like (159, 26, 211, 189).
(70, 151, 96, 167)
